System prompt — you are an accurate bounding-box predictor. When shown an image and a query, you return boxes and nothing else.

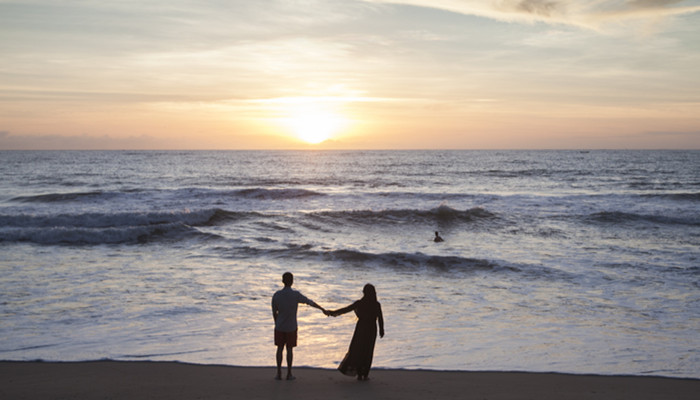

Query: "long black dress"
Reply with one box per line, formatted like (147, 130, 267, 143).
(336, 299, 383, 378)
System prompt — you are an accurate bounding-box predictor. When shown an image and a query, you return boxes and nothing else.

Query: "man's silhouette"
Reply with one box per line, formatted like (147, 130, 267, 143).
(272, 272, 327, 380)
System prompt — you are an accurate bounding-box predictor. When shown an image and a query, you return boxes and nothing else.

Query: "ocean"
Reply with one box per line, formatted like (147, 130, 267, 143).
(1, 150, 698, 378)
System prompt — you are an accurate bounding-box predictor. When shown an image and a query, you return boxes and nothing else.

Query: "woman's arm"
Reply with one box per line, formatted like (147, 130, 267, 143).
(331, 301, 357, 317)
(377, 303, 384, 338)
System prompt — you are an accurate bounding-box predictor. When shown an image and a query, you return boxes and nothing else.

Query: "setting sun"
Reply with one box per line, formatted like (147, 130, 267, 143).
(287, 111, 343, 144)
(269, 98, 349, 145)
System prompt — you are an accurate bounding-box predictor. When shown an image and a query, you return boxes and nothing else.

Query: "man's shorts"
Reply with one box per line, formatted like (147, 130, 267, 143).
(275, 329, 298, 347)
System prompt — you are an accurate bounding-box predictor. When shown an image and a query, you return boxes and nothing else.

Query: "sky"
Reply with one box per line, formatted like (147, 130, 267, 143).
(1, 0, 700, 150)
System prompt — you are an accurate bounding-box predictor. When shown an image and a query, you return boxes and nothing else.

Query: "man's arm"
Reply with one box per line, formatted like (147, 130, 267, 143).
(271, 298, 278, 323)
(307, 300, 326, 314)
(300, 293, 326, 314)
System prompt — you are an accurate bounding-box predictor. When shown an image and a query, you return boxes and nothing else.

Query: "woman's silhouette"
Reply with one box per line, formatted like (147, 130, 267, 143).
(330, 284, 385, 381)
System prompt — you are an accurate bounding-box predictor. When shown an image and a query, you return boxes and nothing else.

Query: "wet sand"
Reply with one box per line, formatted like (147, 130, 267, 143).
(2, 361, 698, 400)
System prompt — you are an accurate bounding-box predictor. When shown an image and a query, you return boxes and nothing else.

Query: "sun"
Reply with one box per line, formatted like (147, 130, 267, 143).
(262, 96, 350, 145)
(285, 109, 345, 145)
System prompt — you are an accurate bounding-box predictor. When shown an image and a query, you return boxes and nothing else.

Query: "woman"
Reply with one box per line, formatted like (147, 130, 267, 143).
(330, 284, 385, 381)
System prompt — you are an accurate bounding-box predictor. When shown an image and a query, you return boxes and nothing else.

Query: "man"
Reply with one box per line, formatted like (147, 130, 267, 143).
(271, 272, 327, 380)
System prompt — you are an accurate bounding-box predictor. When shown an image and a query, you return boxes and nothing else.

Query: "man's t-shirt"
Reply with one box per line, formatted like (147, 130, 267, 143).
(272, 286, 312, 332)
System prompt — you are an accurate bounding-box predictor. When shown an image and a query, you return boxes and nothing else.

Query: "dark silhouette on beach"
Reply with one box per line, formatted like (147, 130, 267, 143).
(329, 284, 385, 381)
(434, 231, 444, 242)
(271, 272, 327, 380)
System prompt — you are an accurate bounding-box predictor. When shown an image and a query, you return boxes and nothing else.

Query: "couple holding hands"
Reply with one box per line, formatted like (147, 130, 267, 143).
(271, 272, 385, 381)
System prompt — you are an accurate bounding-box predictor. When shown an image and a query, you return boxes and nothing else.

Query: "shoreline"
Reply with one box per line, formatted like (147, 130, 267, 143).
(2, 361, 698, 400)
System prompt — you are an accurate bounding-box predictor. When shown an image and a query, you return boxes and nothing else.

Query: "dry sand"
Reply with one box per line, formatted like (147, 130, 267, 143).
(2, 361, 698, 399)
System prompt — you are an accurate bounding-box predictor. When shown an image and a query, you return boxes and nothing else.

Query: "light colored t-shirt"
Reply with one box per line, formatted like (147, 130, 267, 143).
(272, 286, 313, 332)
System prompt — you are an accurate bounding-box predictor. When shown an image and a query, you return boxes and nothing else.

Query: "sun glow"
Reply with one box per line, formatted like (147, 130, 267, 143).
(287, 111, 343, 144)
(256, 96, 352, 145)
(266, 97, 348, 145)
(282, 107, 347, 144)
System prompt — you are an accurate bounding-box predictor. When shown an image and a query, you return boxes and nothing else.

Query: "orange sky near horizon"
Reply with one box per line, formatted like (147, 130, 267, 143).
(1, 0, 700, 150)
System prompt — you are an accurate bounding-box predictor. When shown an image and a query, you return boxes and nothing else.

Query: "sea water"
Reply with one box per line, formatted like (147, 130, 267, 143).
(0, 150, 698, 378)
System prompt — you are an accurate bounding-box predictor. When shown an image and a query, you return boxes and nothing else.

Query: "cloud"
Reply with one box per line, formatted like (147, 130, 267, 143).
(367, 0, 700, 30)
(499, 0, 564, 18)
(629, 0, 684, 8)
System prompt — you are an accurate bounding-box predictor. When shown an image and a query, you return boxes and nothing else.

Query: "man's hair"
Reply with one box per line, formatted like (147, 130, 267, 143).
(282, 272, 293, 286)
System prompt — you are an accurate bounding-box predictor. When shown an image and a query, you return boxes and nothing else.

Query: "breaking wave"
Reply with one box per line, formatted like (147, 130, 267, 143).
(0, 208, 248, 245)
(221, 244, 578, 281)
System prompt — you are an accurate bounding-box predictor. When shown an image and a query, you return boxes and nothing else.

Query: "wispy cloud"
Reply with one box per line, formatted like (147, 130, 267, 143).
(2, 0, 699, 149)
(367, 0, 700, 31)
(246, 96, 419, 104)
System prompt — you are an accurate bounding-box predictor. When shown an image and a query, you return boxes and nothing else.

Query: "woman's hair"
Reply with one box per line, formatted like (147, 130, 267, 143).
(362, 283, 377, 303)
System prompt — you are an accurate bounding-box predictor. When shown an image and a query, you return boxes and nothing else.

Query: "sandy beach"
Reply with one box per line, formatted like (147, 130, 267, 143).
(2, 361, 698, 400)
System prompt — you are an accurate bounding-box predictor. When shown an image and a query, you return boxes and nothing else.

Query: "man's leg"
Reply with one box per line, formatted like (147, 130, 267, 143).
(276, 345, 284, 380)
(286, 343, 295, 380)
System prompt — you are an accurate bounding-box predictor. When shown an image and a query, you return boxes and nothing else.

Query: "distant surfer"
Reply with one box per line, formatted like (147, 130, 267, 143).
(434, 231, 444, 242)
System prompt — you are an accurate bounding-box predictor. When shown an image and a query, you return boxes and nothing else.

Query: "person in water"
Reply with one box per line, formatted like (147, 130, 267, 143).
(434, 231, 444, 242)
(329, 284, 385, 381)
(271, 272, 327, 380)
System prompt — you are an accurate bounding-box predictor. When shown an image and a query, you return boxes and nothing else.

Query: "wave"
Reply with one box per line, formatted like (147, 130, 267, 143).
(228, 243, 507, 272)
(476, 168, 557, 178)
(308, 205, 498, 226)
(9, 187, 325, 204)
(586, 211, 700, 227)
(11, 191, 115, 203)
(0, 208, 249, 245)
(232, 188, 324, 200)
(0, 205, 498, 245)
(324, 249, 504, 271)
(336, 250, 565, 281)
(641, 192, 700, 202)
(225, 244, 577, 281)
